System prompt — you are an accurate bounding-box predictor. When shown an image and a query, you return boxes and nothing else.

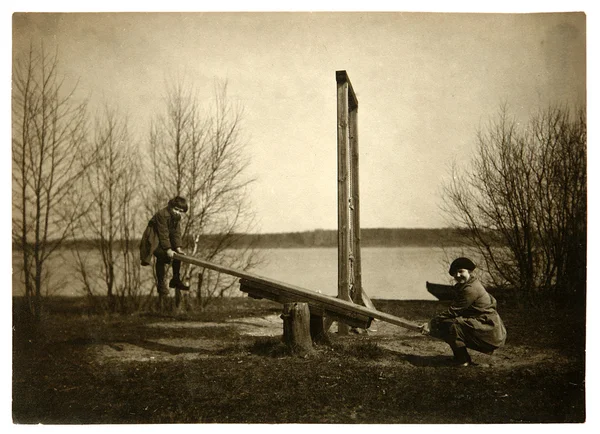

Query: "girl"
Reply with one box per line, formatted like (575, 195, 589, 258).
(423, 257, 506, 366)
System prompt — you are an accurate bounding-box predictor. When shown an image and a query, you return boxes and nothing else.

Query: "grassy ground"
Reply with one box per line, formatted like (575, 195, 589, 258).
(12, 296, 586, 424)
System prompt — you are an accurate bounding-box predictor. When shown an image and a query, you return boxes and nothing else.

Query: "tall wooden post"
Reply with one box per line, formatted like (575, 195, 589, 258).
(336, 70, 361, 335)
(349, 94, 363, 306)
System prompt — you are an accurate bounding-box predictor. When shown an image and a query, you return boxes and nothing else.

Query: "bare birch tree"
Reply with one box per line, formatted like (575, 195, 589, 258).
(443, 105, 586, 305)
(12, 44, 91, 320)
(75, 105, 145, 312)
(145, 78, 261, 307)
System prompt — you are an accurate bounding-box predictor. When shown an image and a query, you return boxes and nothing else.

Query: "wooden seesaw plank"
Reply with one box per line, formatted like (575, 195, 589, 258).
(173, 253, 423, 332)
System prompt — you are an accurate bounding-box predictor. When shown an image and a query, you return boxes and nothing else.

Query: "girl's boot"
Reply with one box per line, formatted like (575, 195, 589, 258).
(452, 346, 472, 367)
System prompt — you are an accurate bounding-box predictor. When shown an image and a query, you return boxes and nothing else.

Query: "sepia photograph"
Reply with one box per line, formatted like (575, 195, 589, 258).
(8, 2, 591, 427)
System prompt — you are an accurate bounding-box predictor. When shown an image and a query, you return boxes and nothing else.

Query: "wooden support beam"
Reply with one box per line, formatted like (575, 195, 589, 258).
(337, 73, 351, 309)
(240, 279, 372, 329)
(337, 70, 359, 335)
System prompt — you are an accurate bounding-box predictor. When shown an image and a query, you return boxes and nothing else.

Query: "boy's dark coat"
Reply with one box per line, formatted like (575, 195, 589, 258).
(140, 207, 182, 266)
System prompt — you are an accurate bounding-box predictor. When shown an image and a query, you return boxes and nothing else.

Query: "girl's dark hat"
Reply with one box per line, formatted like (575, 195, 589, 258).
(449, 257, 476, 275)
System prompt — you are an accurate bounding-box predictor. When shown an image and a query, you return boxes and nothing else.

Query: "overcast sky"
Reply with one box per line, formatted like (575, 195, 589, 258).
(9, 7, 587, 233)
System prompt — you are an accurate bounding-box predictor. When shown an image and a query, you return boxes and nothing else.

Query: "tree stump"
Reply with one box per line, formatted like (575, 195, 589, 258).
(281, 302, 313, 354)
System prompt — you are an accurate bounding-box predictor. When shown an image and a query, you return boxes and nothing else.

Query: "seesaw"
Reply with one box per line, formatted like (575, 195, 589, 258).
(174, 252, 422, 333)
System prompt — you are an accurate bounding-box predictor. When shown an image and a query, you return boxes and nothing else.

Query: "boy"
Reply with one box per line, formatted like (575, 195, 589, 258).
(140, 196, 190, 295)
(422, 257, 506, 366)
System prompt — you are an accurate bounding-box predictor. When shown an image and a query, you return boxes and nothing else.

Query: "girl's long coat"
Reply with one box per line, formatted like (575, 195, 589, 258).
(139, 207, 182, 266)
(431, 277, 507, 353)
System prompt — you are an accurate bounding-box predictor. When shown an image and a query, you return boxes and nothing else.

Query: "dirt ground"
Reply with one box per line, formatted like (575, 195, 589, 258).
(91, 312, 568, 370)
(12, 297, 586, 424)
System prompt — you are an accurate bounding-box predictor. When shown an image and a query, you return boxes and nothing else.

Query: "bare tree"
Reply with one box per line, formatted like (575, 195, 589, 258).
(75, 105, 145, 312)
(529, 107, 586, 300)
(12, 44, 91, 320)
(442, 105, 586, 305)
(145, 78, 261, 307)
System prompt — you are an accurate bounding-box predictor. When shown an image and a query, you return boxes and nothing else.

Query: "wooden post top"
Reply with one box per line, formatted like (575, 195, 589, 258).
(336, 70, 358, 110)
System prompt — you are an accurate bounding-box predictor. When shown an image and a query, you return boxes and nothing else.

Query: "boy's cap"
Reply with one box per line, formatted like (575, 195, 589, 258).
(449, 257, 476, 275)
(168, 196, 188, 213)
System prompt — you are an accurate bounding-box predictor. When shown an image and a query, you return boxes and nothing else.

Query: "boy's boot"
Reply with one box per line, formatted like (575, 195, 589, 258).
(169, 260, 190, 291)
(169, 277, 190, 291)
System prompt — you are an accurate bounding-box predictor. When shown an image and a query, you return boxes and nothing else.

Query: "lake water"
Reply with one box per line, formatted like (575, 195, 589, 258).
(256, 247, 453, 300)
(12, 247, 455, 300)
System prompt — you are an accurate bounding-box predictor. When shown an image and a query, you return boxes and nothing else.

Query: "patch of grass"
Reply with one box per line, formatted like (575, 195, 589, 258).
(332, 339, 387, 360)
(248, 336, 294, 358)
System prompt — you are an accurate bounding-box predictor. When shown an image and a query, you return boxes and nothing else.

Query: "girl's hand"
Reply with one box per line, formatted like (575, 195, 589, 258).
(420, 323, 430, 335)
(166, 249, 175, 258)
